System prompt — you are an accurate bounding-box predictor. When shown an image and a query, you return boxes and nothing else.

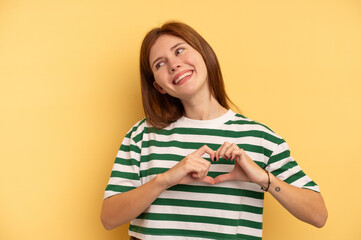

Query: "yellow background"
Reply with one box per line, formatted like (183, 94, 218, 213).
(1, 0, 360, 239)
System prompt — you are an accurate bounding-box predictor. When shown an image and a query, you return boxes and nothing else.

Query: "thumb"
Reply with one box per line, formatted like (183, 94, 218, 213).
(193, 145, 215, 160)
(199, 176, 215, 185)
(214, 172, 234, 184)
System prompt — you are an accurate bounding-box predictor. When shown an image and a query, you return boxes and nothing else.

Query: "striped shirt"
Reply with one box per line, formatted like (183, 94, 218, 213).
(104, 110, 319, 239)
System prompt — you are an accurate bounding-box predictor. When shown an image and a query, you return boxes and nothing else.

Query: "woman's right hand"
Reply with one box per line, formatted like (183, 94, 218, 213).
(159, 145, 216, 188)
(101, 145, 215, 230)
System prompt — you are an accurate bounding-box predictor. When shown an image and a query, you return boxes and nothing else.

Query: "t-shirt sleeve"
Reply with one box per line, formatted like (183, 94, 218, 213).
(103, 122, 144, 199)
(266, 139, 320, 192)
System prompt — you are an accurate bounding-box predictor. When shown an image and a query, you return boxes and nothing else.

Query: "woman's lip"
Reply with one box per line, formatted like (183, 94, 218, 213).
(173, 70, 193, 85)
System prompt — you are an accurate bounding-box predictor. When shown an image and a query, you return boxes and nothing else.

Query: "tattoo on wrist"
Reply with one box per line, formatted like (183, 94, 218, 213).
(275, 186, 280, 192)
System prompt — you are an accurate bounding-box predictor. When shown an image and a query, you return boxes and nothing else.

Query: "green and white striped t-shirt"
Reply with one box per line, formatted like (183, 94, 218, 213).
(104, 110, 319, 240)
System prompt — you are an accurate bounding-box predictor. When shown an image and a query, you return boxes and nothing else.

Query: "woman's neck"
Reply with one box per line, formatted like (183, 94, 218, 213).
(181, 95, 228, 120)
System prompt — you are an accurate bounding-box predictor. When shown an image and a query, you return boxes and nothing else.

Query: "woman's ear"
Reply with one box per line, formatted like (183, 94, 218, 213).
(153, 81, 167, 94)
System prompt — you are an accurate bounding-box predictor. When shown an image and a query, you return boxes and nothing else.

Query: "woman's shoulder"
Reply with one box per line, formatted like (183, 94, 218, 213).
(124, 118, 148, 139)
(125, 117, 163, 138)
(227, 112, 274, 132)
(226, 111, 284, 143)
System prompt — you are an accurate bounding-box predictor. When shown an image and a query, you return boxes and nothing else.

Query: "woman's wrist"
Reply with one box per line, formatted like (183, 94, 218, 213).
(259, 170, 271, 191)
(154, 173, 173, 190)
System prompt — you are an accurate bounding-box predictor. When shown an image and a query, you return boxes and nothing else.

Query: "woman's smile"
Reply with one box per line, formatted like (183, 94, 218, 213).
(173, 70, 193, 85)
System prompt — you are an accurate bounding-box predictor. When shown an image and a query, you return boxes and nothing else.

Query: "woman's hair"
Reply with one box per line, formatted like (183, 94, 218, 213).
(140, 21, 233, 129)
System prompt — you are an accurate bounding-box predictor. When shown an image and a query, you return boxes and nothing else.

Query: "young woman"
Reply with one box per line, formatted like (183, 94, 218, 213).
(101, 22, 328, 240)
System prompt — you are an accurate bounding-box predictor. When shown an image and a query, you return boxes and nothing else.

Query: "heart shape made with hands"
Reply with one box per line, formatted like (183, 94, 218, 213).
(188, 144, 266, 186)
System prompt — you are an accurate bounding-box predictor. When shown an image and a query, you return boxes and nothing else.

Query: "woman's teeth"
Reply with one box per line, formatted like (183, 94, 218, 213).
(174, 71, 192, 85)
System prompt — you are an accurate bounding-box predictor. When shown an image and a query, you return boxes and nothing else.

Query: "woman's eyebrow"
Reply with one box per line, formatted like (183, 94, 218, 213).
(170, 42, 186, 51)
(151, 42, 186, 68)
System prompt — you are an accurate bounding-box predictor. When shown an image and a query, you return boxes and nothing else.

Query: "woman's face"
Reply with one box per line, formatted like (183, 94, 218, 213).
(149, 34, 209, 101)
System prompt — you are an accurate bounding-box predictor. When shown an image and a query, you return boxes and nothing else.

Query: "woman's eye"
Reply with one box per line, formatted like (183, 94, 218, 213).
(155, 62, 164, 69)
(175, 48, 184, 55)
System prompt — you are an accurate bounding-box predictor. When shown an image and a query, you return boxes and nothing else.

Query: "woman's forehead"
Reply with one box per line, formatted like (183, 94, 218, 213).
(149, 35, 186, 60)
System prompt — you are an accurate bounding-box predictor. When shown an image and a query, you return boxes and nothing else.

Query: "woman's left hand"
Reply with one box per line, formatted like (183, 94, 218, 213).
(214, 142, 328, 228)
(214, 142, 267, 188)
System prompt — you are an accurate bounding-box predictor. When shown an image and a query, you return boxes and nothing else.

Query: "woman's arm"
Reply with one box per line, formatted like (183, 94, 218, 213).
(101, 173, 168, 230)
(266, 173, 328, 228)
(100, 145, 216, 230)
(214, 142, 328, 228)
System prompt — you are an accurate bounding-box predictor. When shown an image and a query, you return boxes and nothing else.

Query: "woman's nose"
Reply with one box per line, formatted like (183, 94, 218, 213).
(169, 60, 181, 73)
(171, 65, 180, 72)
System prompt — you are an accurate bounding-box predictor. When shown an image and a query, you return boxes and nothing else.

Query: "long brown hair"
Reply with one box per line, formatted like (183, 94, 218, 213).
(140, 21, 233, 129)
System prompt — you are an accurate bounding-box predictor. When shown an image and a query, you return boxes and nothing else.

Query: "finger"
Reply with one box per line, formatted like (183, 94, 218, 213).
(215, 142, 228, 160)
(183, 154, 211, 167)
(225, 143, 239, 160)
(215, 148, 220, 161)
(231, 147, 243, 161)
(215, 145, 223, 161)
(192, 155, 212, 171)
(188, 165, 204, 178)
(234, 149, 248, 165)
(191, 163, 210, 178)
(191, 169, 207, 179)
(193, 145, 216, 161)
(191, 172, 199, 178)
(236, 149, 263, 174)
(180, 155, 212, 181)
(200, 176, 215, 184)
(187, 160, 210, 179)
(217, 142, 231, 160)
(199, 163, 211, 179)
(192, 171, 209, 179)
(189, 163, 206, 178)
(214, 172, 234, 184)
